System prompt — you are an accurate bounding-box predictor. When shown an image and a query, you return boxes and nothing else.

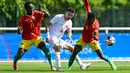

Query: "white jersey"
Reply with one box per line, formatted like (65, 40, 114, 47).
(49, 14, 72, 38)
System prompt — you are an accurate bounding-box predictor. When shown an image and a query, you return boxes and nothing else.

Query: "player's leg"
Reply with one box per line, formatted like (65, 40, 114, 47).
(13, 48, 27, 70)
(66, 45, 82, 70)
(35, 37, 56, 71)
(49, 36, 63, 71)
(67, 36, 86, 70)
(63, 41, 91, 70)
(14, 48, 27, 63)
(53, 44, 62, 71)
(88, 40, 117, 70)
(38, 42, 56, 71)
(64, 44, 84, 66)
(13, 40, 31, 70)
(95, 49, 117, 70)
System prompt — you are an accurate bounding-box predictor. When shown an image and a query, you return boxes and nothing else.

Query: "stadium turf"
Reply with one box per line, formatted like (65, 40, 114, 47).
(0, 62, 130, 73)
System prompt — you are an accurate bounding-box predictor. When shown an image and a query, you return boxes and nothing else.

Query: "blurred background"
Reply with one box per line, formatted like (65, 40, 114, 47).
(0, 0, 130, 61)
(0, 0, 130, 28)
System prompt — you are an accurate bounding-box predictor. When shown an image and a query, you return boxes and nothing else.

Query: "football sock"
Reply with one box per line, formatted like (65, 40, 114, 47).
(68, 56, 75, 68)
(14, 54, 22, 62)
(104, 56, 112, 64)
(41, 43, 54, 67)
(104, 56, 117, 70)
(68, 47, 81, 69)
(55, 52, 61, 68)
(75, 55, 83, 66)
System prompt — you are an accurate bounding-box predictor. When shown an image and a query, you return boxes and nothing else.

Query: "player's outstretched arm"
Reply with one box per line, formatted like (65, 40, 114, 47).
(84, 0, 92, 13)
(42, 10, 51, 18)
(45, 22, 52, 43)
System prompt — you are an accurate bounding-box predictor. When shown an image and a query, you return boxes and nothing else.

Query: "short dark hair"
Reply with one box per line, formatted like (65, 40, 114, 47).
(67, 7, 75, 13)
(24, 2, 32, 9)
(88, 12, 96, 19)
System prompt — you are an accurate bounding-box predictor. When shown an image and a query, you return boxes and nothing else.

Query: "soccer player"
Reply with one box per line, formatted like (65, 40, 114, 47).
(13, 2, 56, 71)
(46, 7, 91, 71)
(66, 0, 117, 70)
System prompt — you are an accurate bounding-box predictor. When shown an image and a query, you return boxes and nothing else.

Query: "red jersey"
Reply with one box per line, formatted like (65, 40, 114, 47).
(18, 10, 43, 40)
(82, 19, 99, 43)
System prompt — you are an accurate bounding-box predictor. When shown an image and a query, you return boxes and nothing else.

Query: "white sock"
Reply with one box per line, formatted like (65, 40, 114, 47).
(55, 52, 61, 68)
(75, 55, 83, 66)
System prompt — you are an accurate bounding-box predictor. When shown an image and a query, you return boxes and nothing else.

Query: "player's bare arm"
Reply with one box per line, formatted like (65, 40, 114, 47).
(45, 22, 52, 43)
(46, 22, 52, 32)
(84, 0, 92, 13)
(42, 10, 50, 18)
(67, 28, 72, 39)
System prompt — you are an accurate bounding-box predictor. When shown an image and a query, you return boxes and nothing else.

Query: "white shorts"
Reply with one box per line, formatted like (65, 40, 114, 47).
(49, 34, 66, 48)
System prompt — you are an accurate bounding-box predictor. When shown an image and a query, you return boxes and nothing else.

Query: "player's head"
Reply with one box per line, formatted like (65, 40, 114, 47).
(24, 2, 34, 15)
(87, 12, 96, 25)
(64, 7, 75, 20)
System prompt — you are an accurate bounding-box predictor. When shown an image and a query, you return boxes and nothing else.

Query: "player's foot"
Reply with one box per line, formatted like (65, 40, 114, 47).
(51, 66, 57, 71)
(80, 63, 91, 70)
(13, 62, 18, 70)
(110, 61, 117, 70)
(57, 67, 63, 71)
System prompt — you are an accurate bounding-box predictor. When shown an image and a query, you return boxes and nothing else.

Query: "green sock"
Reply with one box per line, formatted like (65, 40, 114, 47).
(45, 52, 54, 67)
(104, 56, 112, 64)
(41, 45, 54, 67)
(68, 57, 75, 68)
(104, 56, 117, 70)
(14, 54, 22, 62)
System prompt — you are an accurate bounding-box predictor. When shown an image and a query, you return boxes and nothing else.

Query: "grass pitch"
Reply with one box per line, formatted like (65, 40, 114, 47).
(0, 61, 130, 73)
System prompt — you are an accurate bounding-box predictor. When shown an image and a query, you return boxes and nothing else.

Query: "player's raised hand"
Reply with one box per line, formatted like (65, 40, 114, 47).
(17, 27, 23, 34)
(84, 0, 92, 13)
(92, 30, 98, 39)
(42, 10, 50, 18)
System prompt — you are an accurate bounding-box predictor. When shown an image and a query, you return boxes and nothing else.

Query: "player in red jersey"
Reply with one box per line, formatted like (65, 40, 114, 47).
(66, 0, 117, 70)
(13, 2, 56, 71)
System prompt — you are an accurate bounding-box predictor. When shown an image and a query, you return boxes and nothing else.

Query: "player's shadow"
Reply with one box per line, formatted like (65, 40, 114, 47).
(70, 67, 130, 71)
(70, 69, 110, 71)
(2, 70, 55, 72)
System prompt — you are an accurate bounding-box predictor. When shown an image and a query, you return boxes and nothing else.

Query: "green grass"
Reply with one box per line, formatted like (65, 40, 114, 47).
(0, 62, 130, 73)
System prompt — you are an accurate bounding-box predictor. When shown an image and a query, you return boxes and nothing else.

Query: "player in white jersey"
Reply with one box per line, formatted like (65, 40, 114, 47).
(46, 7, 91, 71)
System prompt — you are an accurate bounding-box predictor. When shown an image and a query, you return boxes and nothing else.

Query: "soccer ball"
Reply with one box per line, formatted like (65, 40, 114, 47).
(105, 36, 115, 46)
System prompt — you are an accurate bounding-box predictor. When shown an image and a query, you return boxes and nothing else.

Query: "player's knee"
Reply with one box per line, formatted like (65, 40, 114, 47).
(99, 55, 104, 59)
(17, 48, 26, 55)
(39, 42, 46, 49)
(54, 47, 60, 52)
(38, 42, 46, 49)
(39, 42, 49, 53)
(74, 45, 82, 53)
(71, 45, 82, 57)
(53, 44, 62, 52)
